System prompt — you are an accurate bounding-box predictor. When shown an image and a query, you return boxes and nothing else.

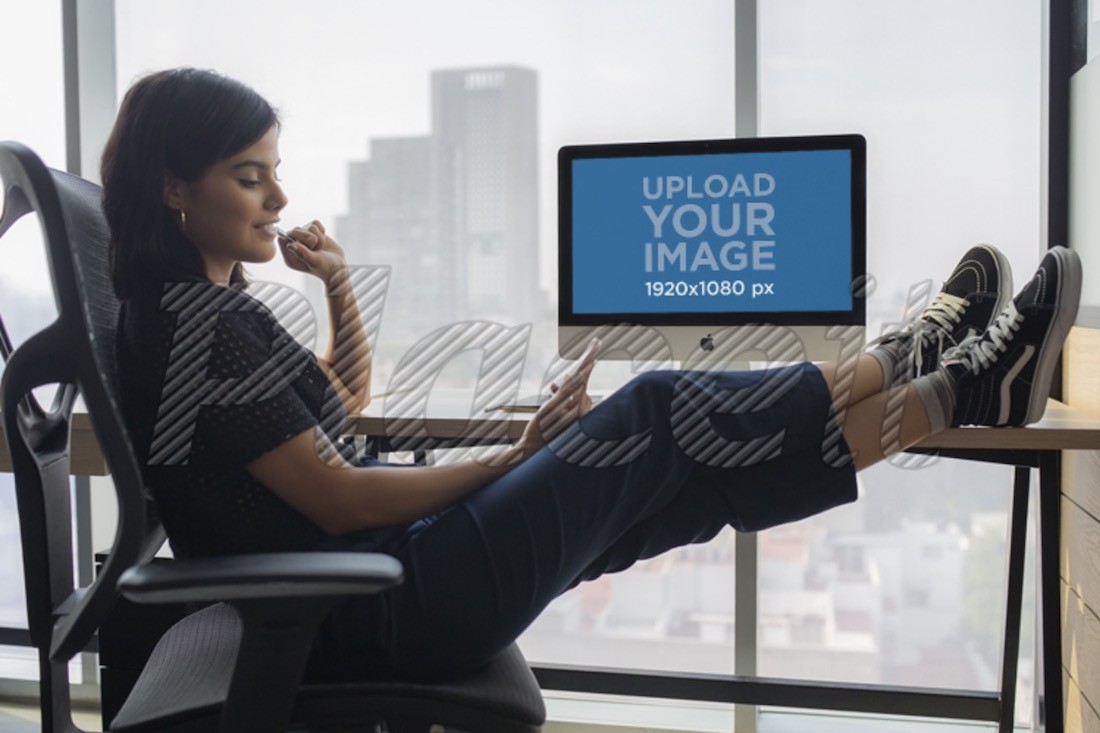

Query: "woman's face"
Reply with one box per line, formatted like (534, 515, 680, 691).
(165, 125, 287, 285)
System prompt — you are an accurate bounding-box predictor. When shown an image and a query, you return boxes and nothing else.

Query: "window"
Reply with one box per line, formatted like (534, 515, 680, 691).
(0, 0, 67, 680)
(757, 0, 1041, 697)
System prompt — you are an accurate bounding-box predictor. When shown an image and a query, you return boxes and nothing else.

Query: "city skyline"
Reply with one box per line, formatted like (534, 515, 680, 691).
(336, 66, 542, 343)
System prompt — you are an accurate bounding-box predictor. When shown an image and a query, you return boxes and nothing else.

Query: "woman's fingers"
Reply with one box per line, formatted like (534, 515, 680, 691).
(290, 227, 317, 250)
(288, 221, 325, 250)
(575, 337, 601, 372)
(525, 348, 600, 454)
(280, 239, 310, 266)
(282, 222, 348, 288)
(538, 337, 600, 420)
(554, 341, 599, 392)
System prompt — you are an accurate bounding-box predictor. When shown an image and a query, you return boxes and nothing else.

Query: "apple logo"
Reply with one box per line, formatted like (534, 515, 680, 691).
(700, 333, 715, 352)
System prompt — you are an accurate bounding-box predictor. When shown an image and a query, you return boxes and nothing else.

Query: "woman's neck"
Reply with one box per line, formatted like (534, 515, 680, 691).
(204, 260, 235, 287)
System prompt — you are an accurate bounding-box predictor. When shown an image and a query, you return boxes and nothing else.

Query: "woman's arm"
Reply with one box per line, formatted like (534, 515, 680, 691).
(279, 220, 372, 415)
(247, 429, 523, 535)
(247, 339, 601, 536)
(318, 264, 372, 414)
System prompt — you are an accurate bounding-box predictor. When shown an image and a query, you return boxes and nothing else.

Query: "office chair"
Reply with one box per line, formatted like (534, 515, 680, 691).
(0, 140, 546, 733)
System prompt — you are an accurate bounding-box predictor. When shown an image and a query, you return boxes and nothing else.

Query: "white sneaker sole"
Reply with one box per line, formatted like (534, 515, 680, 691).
(979, 243, 1014, 321)
(1023, 246, 1081, 424)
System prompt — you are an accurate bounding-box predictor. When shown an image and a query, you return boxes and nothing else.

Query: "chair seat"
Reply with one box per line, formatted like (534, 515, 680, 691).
(110, 603, 545, 733)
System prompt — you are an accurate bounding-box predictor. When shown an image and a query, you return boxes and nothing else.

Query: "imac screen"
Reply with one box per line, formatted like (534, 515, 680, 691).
(560, 135, 866, 329)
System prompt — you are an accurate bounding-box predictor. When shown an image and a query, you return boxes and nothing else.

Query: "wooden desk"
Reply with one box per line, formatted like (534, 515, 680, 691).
(0, 409, 109, 476)
(918, 399, 1100, 451)
(351, 394, 1100, 451)
(8, 396, 1094, 473)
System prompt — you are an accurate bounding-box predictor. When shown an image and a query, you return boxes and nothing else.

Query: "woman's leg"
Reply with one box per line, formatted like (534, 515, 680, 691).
(804, 240, 1085, 472)
(309, 358, 936, 683)
(815, 348, 890, 407)
(832, 377, 933, 470)
(567, 355, 931, 586)
(509, 241, 1027, 583)
(311, 364, 857, 682)
(806, 243, 1016, 467)
(816, 352, 936, 470)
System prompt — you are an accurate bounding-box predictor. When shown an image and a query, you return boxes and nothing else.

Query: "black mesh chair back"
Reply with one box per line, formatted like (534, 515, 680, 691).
(0, 140, 163, 732)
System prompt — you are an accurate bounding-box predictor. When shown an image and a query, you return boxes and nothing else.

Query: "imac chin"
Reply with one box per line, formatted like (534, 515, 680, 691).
(558, 322, 866, 370)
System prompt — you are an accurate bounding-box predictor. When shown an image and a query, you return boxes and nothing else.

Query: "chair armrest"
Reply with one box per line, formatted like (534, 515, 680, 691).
(117, 552, 404, 733)
(118, 552, 404, 604)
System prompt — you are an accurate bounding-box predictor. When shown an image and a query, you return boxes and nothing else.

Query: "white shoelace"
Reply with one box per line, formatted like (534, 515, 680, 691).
(943, 301, 1023, 375)
(917, 292, 969, 333)
(905, 292, 969, 367)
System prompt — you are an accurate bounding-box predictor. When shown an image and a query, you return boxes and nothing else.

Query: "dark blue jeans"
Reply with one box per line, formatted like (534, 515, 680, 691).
(307, 364, 856, 682)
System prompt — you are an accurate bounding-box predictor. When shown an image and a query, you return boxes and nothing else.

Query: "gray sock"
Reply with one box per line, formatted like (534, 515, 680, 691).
(867, 335, 912, 390)
(912, 370, 956, 433)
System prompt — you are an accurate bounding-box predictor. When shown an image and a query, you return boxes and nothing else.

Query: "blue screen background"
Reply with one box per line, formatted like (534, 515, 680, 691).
(571, 149, 854, 314)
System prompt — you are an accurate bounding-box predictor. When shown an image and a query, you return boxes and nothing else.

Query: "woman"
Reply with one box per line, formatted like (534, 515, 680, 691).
(103, 67, 1081, 682)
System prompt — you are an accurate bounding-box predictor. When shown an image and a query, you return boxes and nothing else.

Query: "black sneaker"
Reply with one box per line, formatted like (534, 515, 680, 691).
(946, 246, 1082, 427)
(869, 244, 1012, 382)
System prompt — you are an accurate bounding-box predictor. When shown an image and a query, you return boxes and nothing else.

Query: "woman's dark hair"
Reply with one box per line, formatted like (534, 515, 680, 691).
(101, 68, 279, 299)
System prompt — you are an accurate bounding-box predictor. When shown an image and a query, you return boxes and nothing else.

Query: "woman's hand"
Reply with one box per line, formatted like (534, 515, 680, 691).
(278, 220, 348, 291)
(280, 219, 373, 413)
(518, 338, 602, 459)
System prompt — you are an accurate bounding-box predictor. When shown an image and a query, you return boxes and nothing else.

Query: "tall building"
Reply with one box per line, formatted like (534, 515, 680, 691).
(336, 66, 541, 359)
(431, 66, 540, 324)
(335, 136, 440, 341)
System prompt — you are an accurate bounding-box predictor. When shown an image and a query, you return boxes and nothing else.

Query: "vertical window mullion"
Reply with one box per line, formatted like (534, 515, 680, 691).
(63, 0, 117, 181)
(733, 2, 759, 732)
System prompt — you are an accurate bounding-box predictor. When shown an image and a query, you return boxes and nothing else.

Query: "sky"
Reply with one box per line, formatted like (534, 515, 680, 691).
(0, 0, 66, 303)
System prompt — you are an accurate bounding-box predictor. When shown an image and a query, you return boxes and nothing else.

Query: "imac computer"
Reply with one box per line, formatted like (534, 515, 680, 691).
(558, 134, 867, 369)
